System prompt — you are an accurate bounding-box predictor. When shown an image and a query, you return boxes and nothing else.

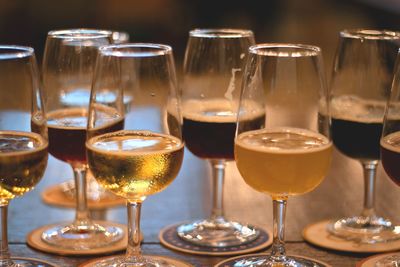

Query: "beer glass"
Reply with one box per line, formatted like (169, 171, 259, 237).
(327, 29, 400, 243)
(375, 51, 400, 266)
(39, 29, 124, 250)
(176, 28, 260, 247)
(86, 43, 184, 266)
(0, 46, 55, 266)
(234, 44, 332, 266)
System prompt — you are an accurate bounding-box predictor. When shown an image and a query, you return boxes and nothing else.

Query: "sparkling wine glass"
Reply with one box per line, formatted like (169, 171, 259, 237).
(375, 49, 400, 266)
(39, 29, 124, 250)
(86, 43, 184, 266)
(0, 46, 55, 266)
(327, 29, 400, 243)
(233, 43, 332, 266)
(176, 28, 260, 247)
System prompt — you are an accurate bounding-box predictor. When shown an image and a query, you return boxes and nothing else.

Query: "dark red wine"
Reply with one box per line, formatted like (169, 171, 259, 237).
(182, 99, 265, 160)
(331, 118, 382, 160)
(381, 132, 400, 186)
(330, 95, 384, 160)
(47, 107, 123, 164)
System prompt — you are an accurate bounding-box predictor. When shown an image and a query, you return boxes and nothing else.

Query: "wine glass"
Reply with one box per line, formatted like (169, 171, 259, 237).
(39, 29, 124, 250)
(0, 46, 55, 266)
(374, 48, 400, 267)
(176, 28, 260, 247)
(86, 43, 184, 266)
(233, 43, 332, 266)
(60, 29, 131, 202)
(327, 29, 400, 243)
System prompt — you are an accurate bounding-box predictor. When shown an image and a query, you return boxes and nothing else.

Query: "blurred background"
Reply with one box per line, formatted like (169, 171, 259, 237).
(1, 0, 400, 74)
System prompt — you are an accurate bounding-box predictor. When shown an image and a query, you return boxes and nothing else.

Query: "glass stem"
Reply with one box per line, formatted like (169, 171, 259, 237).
(210, 159, 226, 221)
(270, 199, 287, 262)
(126, 201, 143, 260)
(0, 203, 12, 266)
(72, 165, 91, 226)
(360, 161, 378, 219)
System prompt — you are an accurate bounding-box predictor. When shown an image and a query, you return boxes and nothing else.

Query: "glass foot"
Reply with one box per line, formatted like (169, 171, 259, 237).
(89, 255, 178, 267)
(41, 222, 124, 250)
(327, 215, 400, 243)
(4, 257, 56, 267)
(226, 255, 327, 267)
(176, 217, 259, 247)
(375, 254, 400, 267)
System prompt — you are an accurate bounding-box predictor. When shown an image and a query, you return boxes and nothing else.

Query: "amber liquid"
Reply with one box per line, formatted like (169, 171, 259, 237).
(0, 131, 48, 200)
(86, 130, 184, 202)
(47, 107, 123, 164)
(235, 127, 332, 199)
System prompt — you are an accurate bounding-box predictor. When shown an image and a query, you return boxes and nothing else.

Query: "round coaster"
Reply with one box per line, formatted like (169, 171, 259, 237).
(159, 223, 272, 256)
(303, 220, 400, 253)
(41, 184, 125, 210)
(27, 221, 127, 256)
(215, 253, 331, 267)
(11, 257, 58, 267)
(356, 253, 400, 267)
(79, 255, 194, 267)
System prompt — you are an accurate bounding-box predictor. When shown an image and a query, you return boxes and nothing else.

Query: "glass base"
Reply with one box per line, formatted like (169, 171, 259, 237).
(90, 255, 176, 267)
(41, 222, 124, 250)
(231, 255, 326, 267)
(327, 215, 400, 243)
(1, 257, 56, 267)
(176, 217, 259, 247)
(375, 254, 400, 267)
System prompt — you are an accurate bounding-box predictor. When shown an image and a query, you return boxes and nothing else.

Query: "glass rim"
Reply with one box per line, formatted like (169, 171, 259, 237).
(0, 45, 34, 60)
(340, 29, 400, 40)
(189, 28, 254, 38)
(99, 43, 173, 57)
(249, 43, 321, 57)
(47, 28, 113, 39)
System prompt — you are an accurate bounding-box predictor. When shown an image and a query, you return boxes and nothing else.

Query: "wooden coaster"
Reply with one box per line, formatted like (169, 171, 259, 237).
(215, 253, 331, 267)
(12, 257, 58, 267)
(159, 223, 272, 256)
(303, 220, 400, 253)
(356, 253, 400, 267)
(79, 255, 194, 267)
(41, 184, 125, 210)
(27, 221, 127, 256)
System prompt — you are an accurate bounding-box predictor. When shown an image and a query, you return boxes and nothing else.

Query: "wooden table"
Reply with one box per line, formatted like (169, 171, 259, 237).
(8, 147, 400, 266)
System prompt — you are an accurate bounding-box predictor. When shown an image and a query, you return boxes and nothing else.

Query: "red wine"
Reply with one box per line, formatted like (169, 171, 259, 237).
(331, 96, 384, 160)
(381, 132, 400, 186)
(182, 99, 265, 160)
(47, 107, 123, 164)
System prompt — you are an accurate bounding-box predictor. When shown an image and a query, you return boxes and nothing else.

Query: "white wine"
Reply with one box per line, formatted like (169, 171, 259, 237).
(0, 131, 48, 201)
(86, 130, 184, 202)
(235, 127, 332, 199)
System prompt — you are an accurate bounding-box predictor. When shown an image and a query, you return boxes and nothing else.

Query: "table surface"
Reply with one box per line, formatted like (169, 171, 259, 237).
(8, 147, 400, 267)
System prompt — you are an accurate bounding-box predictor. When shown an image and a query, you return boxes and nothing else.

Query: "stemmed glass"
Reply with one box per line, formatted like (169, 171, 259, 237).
(59, 29, 130, 202)
(375, 49, 400, 266)
(233, 44, 332, 266)
(86, 43, 184, 266)
(176, 28, 260, 247)
(327, 29, 400, 243)
(39, 29, 124, 250)
(0, 46, 55, 266)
